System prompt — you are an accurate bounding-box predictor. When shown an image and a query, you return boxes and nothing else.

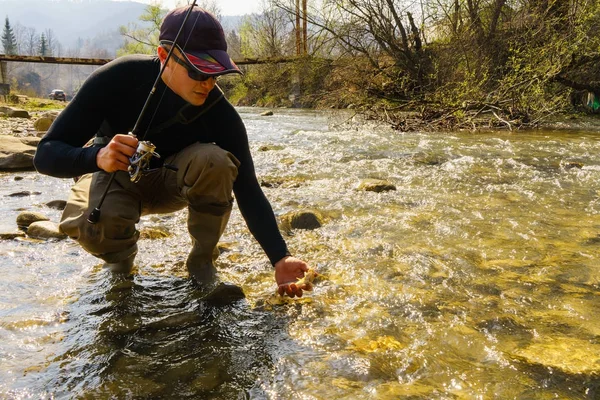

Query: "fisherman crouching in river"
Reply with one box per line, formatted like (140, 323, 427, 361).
(33, 5, 313, 298)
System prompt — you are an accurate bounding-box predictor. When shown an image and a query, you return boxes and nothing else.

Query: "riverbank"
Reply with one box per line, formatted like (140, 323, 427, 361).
(3, 95, 600, 137)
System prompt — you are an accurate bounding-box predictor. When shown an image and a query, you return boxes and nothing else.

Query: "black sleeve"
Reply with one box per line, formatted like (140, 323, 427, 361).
(34, 58, 134, 178)
(212, 103, 291, 265)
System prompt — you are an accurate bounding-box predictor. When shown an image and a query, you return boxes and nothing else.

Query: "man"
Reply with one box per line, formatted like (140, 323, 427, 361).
(34, 5, 311, 298)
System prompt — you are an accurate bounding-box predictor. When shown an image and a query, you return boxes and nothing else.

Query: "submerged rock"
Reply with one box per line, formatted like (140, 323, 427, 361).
(511, 336, 600, 375)
(280, 210, 324, 231)
(139, 227, 171, 240)
(7, 190, 41, 197)
(357, 179, 396, 192)
(258, 144, 285, 151)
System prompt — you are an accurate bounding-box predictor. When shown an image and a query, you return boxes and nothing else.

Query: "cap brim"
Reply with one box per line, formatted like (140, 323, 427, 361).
(183, 49, 242, 76)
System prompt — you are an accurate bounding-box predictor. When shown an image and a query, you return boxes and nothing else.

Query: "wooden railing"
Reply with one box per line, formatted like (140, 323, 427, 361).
(0, 54, 298, 66)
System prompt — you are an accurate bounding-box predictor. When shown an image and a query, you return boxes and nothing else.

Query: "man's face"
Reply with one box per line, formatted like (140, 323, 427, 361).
(158, 46, 217, 106)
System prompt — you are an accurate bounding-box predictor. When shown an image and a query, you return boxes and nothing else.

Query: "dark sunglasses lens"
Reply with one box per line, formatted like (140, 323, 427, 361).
(187, 69, 212, 82)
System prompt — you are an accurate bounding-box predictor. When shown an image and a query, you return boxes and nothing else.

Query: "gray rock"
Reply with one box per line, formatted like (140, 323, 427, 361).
(16, 211, 50, 229)
(0, 135, 39, 170)
(26, 221, 67, 240)
(0, 106, 30, 118)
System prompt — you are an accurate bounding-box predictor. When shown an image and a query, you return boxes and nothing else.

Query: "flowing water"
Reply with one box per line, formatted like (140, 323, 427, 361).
(0, 108, 599, 399)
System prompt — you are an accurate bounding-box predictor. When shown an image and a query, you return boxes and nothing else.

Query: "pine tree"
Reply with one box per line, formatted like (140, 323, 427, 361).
(39, 32, 47, 56)
(2, 16, 17, 55)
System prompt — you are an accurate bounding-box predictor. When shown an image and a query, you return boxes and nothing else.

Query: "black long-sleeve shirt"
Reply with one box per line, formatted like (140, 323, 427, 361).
(34, 54, 289, 265)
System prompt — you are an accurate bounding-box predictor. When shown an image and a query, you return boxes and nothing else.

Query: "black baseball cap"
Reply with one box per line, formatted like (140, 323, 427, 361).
(159, 5, 241, 76)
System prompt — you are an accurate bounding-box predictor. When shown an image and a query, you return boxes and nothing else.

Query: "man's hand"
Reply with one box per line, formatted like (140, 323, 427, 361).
(96, 134, 138, 173)
(275, 256, 312, 298)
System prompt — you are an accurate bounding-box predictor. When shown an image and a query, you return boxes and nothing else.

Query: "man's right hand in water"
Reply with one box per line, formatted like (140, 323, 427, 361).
(96, 134, 139, 173)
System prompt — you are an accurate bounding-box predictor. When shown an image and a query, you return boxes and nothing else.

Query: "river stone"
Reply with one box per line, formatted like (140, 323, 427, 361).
(357, 179, 396, 192)
(16, 211, 50, 228)
(0, 135, 39, 170)
(0, 106, 30, 118)
(139, 227, 171, 239)
(511, 336, 600, 375)
(45, 200, 67, 210)
(280, 210, 323, 230)
(19, 137, 41, 147)
(26, 221, 67, 240)
(7, 190, 41, 197)
(33, 117, 54, 132)
(260, 110, 274, 116)
(0, 231, 27, 240)
(258, 144, 285, 151)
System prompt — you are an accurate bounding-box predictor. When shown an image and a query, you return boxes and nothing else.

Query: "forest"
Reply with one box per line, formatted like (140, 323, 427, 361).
(3, 0, 600, 129)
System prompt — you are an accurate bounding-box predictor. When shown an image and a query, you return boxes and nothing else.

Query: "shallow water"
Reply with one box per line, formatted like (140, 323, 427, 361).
(1, 108, 599, 399)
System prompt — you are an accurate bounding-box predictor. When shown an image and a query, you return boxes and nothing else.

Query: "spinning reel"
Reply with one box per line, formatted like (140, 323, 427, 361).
(128, 140, 160, 183)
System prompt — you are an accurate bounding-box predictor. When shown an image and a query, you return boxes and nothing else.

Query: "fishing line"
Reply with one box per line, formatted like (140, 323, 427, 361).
(87, 0, 199, 224)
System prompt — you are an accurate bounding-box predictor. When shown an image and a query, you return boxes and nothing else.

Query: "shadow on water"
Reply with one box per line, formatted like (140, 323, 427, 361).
(44, 267, 295, 399)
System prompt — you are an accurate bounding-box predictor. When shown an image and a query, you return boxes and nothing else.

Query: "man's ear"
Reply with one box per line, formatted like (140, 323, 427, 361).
(157, 46, 168, 63)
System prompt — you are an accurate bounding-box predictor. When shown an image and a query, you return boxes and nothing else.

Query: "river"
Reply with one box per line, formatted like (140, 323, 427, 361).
(1, 108, 598, 399)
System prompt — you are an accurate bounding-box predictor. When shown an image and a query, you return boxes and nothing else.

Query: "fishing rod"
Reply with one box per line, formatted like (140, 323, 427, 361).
(87, 0, 198, 224)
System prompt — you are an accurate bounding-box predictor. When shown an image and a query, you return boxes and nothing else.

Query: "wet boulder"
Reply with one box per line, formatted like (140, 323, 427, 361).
(260, 110, 274, 116)
(26, 221, 67, 240)
(280, 209, 324, 231)
(16, 211, 49, 229)
(357, 179, 397, 193)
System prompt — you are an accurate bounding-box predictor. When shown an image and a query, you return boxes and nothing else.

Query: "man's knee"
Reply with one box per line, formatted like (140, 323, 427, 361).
(60, 206, 139, 259)
(176, 143, 239, 204)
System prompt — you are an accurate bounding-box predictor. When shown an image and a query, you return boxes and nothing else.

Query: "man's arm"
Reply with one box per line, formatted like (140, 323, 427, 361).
(213, 105, 313, 297)
(34, 57, 146, 178)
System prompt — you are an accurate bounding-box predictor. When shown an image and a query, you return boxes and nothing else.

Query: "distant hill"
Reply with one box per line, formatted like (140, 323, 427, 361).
(1, 0, 243, 56)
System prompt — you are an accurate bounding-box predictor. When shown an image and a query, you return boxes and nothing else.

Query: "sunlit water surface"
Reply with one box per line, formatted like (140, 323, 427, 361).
(1, 108, 599, 399)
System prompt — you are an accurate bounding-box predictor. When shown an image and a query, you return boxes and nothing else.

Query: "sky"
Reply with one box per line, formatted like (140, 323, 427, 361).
(119, 0, 264, 16)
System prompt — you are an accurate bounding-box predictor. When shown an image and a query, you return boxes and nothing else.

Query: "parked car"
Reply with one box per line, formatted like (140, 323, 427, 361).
(48, 89, 66, 101)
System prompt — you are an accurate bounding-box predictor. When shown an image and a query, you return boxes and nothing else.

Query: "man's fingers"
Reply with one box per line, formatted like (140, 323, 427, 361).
(278, 285, 285, 296)
(285, 285, 295, 297)
(110, 141, 137, 157)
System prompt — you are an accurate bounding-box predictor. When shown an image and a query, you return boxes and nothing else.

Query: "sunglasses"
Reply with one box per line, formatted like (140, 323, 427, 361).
(170, 53, 215, 82)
